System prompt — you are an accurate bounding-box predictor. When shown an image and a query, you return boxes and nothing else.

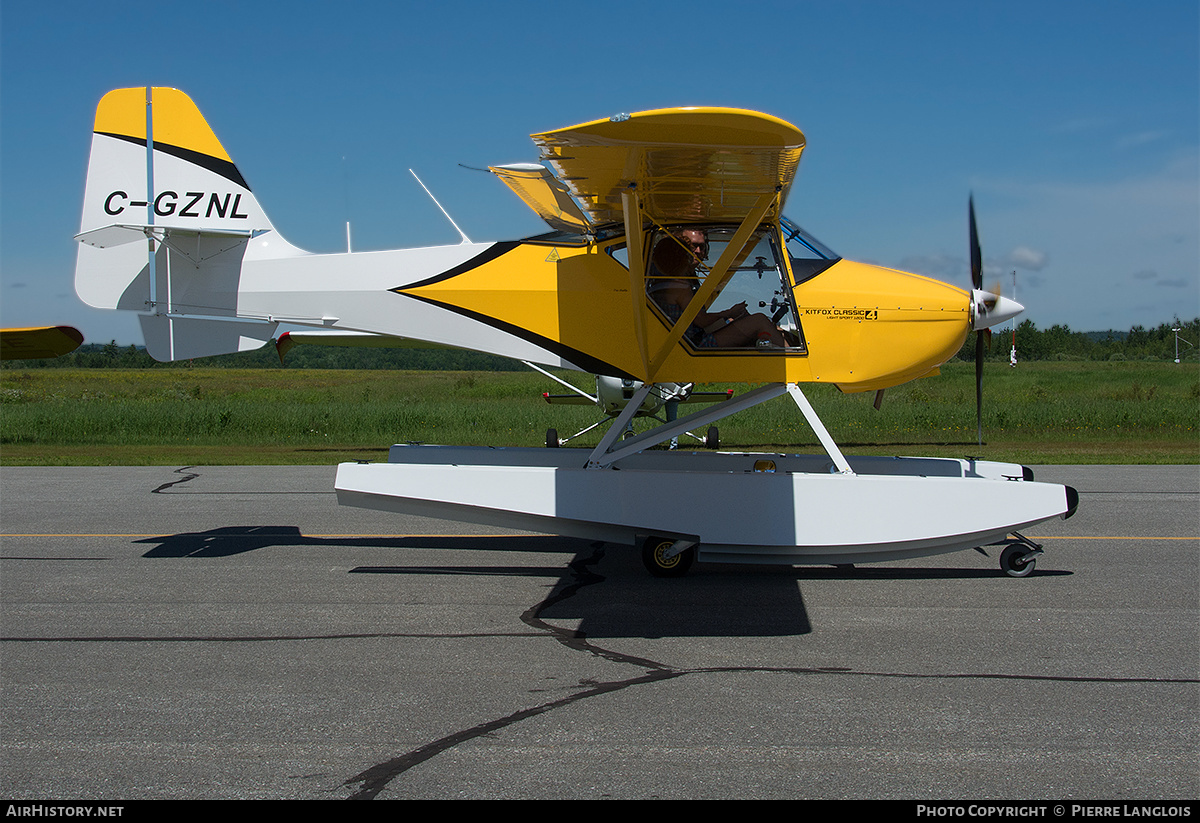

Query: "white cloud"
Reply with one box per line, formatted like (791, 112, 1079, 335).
(1003, 246, 1048, 271)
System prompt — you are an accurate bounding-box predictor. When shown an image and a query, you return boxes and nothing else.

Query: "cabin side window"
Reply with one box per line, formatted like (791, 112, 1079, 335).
(646, 226, 806, 352)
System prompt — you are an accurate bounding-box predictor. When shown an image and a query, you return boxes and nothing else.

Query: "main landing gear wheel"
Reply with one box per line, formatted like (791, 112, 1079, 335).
(641, 536, 696, 578)
(546, 428, 559, 448)
(705, 426, 720, 450)
(1000, 544, 1035, 577)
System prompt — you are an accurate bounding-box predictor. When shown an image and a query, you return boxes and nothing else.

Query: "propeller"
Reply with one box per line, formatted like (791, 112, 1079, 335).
(968, 196, 1024, 445)
(970, 196, 984, 446)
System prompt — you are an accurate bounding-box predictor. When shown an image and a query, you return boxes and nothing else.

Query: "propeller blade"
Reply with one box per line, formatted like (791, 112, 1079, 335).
(969, 195, 982, 290)
(975, 330, 984, 446)
(971, 195, 984, 445)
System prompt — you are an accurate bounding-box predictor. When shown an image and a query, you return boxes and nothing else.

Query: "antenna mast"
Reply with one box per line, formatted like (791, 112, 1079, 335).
(409, 169, 472, 244)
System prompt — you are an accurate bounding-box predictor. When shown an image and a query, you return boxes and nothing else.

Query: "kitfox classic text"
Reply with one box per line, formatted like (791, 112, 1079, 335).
(75, 87, 1075, 577)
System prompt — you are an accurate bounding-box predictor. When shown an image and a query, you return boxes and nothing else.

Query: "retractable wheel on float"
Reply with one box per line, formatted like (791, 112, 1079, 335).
(641, 535, 697, 577)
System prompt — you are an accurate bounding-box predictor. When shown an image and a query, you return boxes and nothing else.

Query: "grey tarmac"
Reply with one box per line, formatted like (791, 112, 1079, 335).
(0, 464, 1196, 800)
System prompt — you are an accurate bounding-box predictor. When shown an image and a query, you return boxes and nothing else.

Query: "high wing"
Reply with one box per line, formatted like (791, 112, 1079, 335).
(0, 326, 84, 360)
(529, 108, 805, 227)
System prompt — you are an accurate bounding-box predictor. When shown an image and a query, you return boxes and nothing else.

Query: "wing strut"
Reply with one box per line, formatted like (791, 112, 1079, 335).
(621, 185, 650, 377)
(582, 382, 854, 473)
(786, 384, 853, 474)
(522, 360, 597, 403)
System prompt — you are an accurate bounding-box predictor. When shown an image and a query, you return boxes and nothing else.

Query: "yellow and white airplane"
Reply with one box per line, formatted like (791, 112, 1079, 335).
(74, 87, 1076, 577)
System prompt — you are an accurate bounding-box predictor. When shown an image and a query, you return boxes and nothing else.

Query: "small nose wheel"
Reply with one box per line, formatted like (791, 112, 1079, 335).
(996, 532, 1043, 577)
(1000, 544, 1035, 577)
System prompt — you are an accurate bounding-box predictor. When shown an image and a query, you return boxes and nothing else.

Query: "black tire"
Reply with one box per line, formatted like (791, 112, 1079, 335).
(641, 536, 696, 577)
(1000, 544, 1035, 577)
(546, 428, 559, 448)
(705, 426, 719, 450)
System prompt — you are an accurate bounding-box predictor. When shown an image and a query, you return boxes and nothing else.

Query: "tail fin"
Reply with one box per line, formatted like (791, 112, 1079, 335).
(74, 87, 293, 360)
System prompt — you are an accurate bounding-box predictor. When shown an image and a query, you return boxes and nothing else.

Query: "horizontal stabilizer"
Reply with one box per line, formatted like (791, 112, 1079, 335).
(76, 224, 257, 250)
(140, 314, 276, 362)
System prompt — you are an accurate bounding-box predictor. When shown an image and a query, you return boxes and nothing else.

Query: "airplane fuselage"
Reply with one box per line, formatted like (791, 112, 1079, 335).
(244, 229, 973, 391)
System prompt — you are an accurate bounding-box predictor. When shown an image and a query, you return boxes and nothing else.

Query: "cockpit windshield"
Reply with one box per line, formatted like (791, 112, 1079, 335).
(780, 217, 838, 259)
(780, 216, 840, 284)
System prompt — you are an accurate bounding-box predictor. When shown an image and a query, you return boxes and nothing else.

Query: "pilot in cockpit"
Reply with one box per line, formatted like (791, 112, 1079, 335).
(648, 230, 786, 348)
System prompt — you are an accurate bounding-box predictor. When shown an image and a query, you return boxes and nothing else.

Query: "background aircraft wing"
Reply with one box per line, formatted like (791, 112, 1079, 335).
(0, 326, 84, 360)
(529, 108, 805, 226)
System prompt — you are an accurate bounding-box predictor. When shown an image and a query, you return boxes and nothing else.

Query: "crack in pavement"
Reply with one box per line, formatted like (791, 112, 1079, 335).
(336, 539, 1199, 799)
(340, 542, 686, 799)
(148, 466, 679, 798)
(151, 466, 201, 494)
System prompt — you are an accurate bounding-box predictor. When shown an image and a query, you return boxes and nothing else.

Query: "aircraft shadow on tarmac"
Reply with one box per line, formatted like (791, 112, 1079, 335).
(133, 526, 582, 560)
(132, 526, 1069, 639)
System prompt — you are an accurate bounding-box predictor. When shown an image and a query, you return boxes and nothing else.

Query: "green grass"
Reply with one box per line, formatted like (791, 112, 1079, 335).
(1, 361, 1196, 465)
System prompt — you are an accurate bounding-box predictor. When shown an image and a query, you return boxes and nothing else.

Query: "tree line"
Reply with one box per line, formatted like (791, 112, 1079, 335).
(954, 317, 1199, 363)
(4, 317, 1197, 370)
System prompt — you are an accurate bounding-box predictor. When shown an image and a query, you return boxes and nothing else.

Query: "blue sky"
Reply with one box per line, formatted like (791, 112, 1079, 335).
(2, 0, 1196, 345)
